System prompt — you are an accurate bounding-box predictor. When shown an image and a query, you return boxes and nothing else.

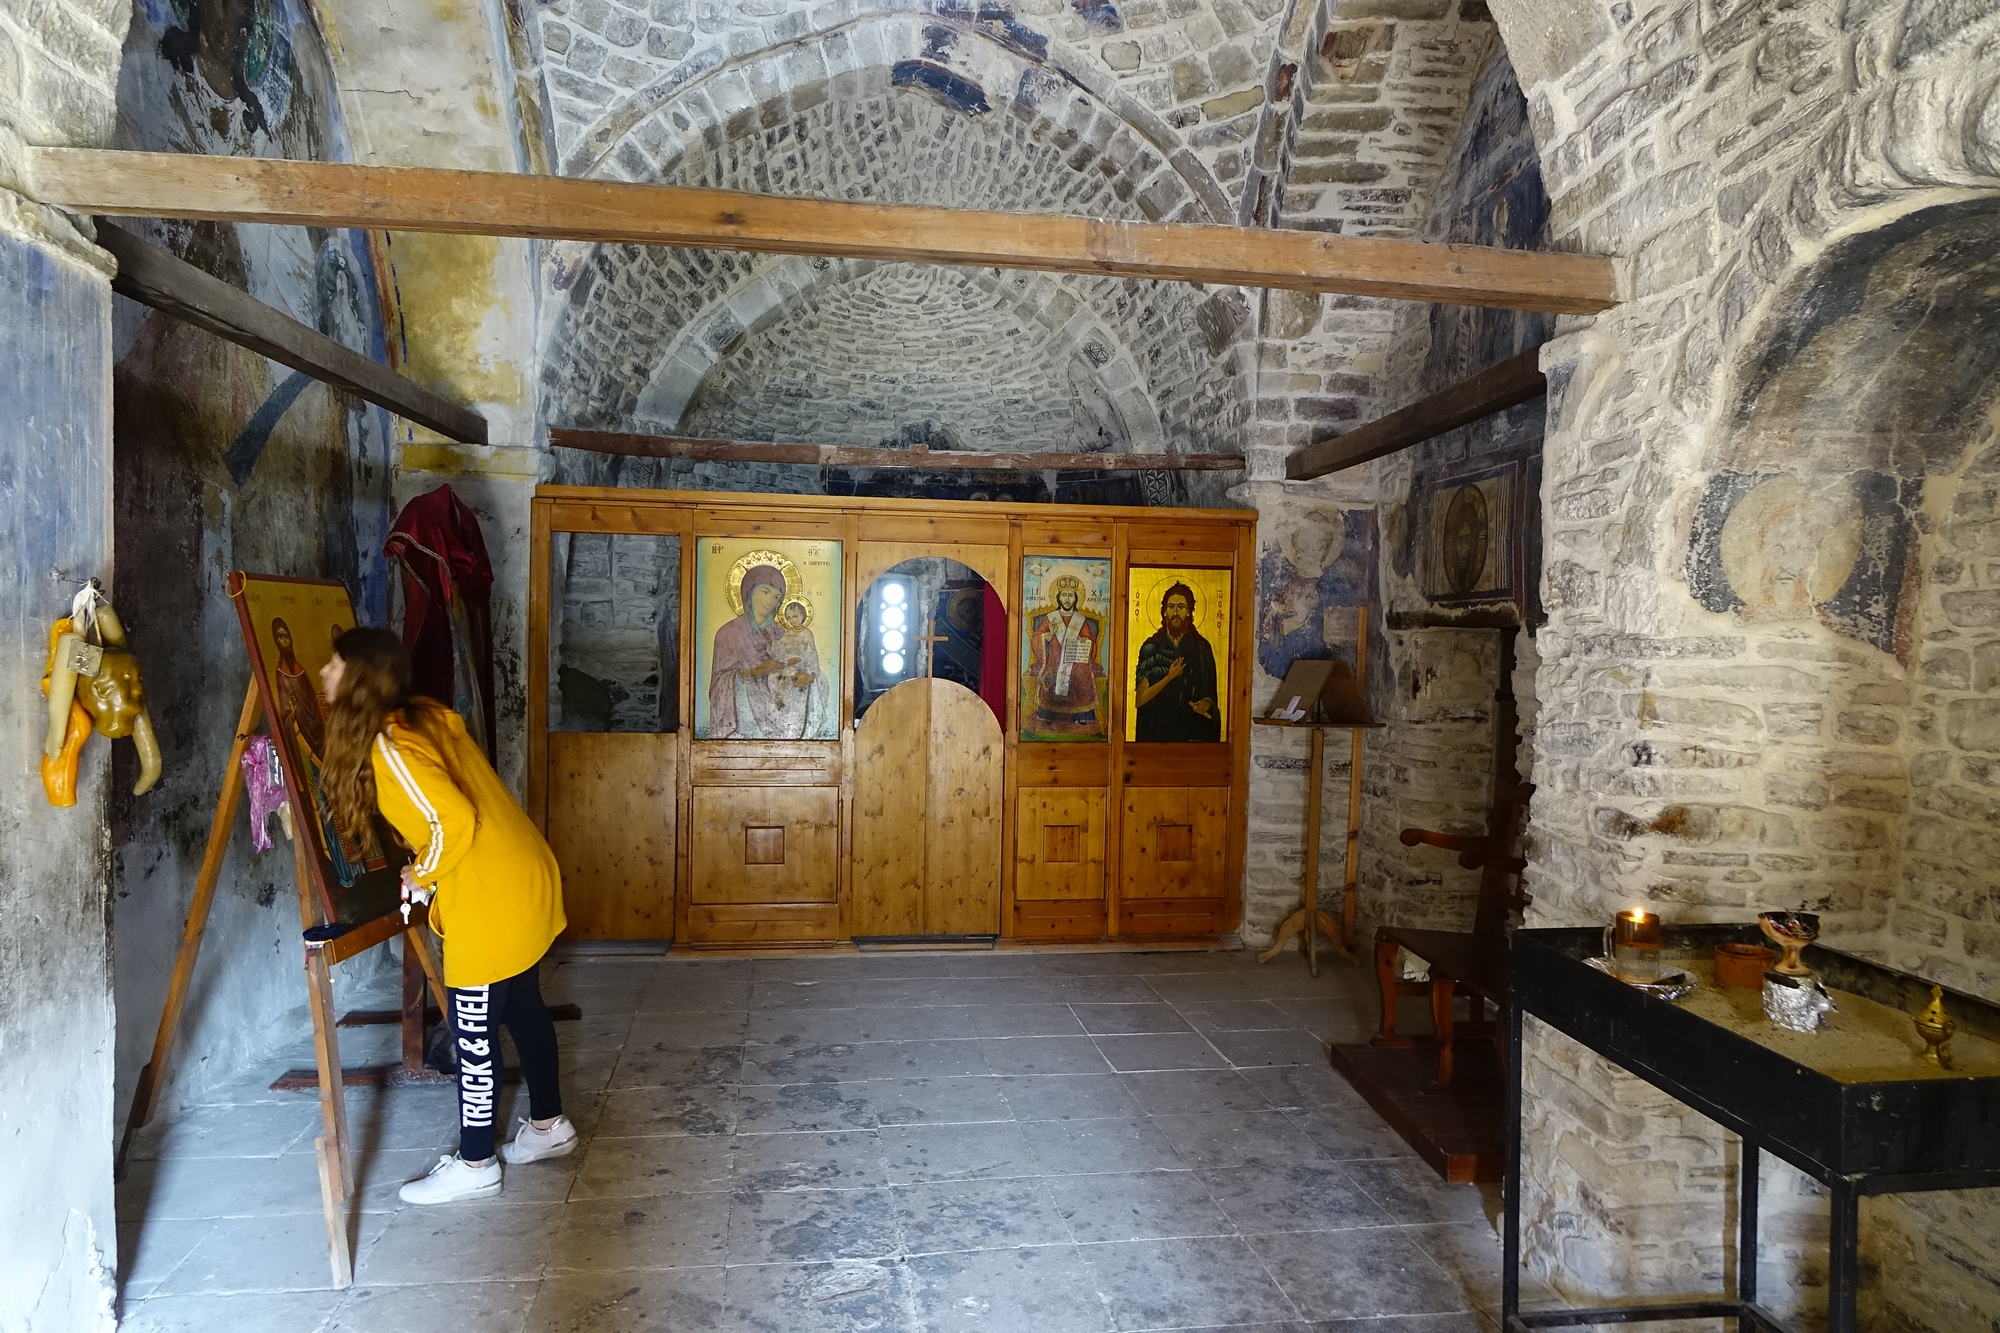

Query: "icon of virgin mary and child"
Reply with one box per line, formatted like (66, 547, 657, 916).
(707, 565, 831, 739)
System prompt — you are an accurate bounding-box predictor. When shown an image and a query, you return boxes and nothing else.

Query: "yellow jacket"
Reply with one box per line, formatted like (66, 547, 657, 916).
(371, 707, 565, 988)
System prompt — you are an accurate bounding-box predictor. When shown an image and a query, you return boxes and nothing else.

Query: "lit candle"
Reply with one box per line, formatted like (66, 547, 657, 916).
(1615, 909, 1662, 951)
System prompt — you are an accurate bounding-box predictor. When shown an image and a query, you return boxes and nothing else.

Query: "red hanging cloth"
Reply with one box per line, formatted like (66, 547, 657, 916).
(384, 485, 497, 759)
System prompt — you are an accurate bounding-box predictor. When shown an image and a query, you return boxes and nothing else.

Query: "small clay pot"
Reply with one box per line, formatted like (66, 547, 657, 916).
(1716, 942, 1776, 989)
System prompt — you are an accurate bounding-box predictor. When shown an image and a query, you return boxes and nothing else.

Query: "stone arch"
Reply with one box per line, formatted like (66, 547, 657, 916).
(630, 254, 1168, 450)
(538, 58, 1254, 457)
(562, 8, 1233, 223)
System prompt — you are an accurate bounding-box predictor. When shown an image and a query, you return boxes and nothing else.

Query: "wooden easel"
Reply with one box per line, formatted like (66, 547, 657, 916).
(118, 678, 450, 1287)
(1255, 607, 1380, 975)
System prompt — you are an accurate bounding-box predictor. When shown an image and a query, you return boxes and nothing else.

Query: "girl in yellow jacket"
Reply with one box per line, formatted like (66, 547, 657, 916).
(320, 627, 574, 1205)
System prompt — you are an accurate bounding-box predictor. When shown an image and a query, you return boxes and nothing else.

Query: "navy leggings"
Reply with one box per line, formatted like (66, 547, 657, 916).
(449, 961, 563, 1162)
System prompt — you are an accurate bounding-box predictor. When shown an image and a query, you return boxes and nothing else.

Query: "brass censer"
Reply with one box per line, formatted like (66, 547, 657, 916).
(1916, 985, 1955, 1070)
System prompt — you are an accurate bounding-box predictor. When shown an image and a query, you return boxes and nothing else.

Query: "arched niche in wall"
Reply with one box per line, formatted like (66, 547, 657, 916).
(1681, 194, 2000, 936)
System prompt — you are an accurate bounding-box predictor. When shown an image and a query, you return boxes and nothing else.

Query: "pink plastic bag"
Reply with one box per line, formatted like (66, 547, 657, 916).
(240, 734, 291, 854)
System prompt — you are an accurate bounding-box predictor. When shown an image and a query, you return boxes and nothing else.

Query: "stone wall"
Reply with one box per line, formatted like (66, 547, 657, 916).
(106, 0, 405, 1127)
(551, 532, 682, 732)
(0, 4, 130, 1328)
(1481, 0, 2000, 1323)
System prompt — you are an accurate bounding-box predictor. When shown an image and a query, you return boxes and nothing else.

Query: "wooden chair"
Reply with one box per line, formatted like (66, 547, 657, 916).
(1371, 778, 1532, 1092)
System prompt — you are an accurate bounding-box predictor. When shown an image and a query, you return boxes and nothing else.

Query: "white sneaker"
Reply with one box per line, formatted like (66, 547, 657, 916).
(398, 1153, 502, 1205)
(499, 1116, 578, 1165)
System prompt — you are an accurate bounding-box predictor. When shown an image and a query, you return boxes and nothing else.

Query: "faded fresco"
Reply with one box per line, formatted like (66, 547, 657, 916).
(1020, 556, 1112, 742)
(1257, 507, 1377, 682)
(1128, 567, 1230, 744)
(109, 0, 405, 1123)
(693, 539, 842, 739)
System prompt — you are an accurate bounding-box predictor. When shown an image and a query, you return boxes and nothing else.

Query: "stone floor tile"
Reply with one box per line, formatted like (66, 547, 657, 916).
(529, 1264, 727, 1332)
(356, 1201, 561, 1287)
(334, 1086, 468, 1155)
(1175, 999, 1297, 1033)
(1045, 1169, 1235, 1243)
(118, 1152, 289, 1222)
(1401, 1221, 1551, 1311)
(1144, 973, 1267, 1005)
(1119, 1068, 1271, 1115)
(1026, 1116, 1188, 1175)
(1201, 1162, 1391, 1233)
(963, 977, 1082, 1008)
(1033, 953, 1161, 976)
(1047, 975, 1162, 1004)
(328, 1279, 538, 1332)
(592, 1084, 736, 1138)
(559, 1048, 625, 1096)
(555, 1010, 640, 1052)
(1273, 996, 1384, 1043)
(725, 1187, 901, 1264)
(969, 1004, 1087, 1038)
(891, 1176, 1071, 1253)
(845, 1004, 981, 1041)
(570, 1132, 736, 1199)
(1245, 969, 1362, 1000)
(1153, 1110, 1330, 1170)
(732, 1082, 877, 1134)
(1082, 1234, 1301, 1330)
(942, 952, 1044, 978)
(1239, 1062, 1368, 1112)
(608, 1042, 742, 1091)
(1070, 1002, 1193, 1035)
(744, 1007, 861, 1046)
(116, 1219, 216, 1300)
(128, 1100, 320, 1161)
(846, 977, 954, 1006)
(866, 1075, 1014, 1127)
(549, 1191, 730, 1272)
(116, 1289, 341, 1332)
(1287, 1105, 1424, 1163)
(754, 956, 868, 982)
(155, 1210, 393, 1294)
(1094, 1032, 1232, 1072)
(740, 1042, 876, 1085)
(1248, 1228, 1470, 1321)
(977, 1036, 1114, 1076)
(1308, 1315, 1494, 1332)
(635, 980, 753, 1013)
(1208, 1026, 1332, 1069)
(861, 1038, 991, 1080)
(721, 1258, 902, 1333)
(619, 1009, 747, 1049)
(731, 1130, 884, 1191)
(1344, 1160, 1493, 1225)
(994, 1073, 1146, 1122)
(878, 1120, 1040, 1183)
(904, 1244, 1117, 1332)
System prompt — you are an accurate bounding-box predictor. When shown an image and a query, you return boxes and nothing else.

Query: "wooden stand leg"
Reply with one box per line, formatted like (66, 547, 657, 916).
(299, 823, 354, 1288)
(314, 1134, 353, 1289)
(118, 682, 263, 1172)
(1258, 727, 1357, 970)
(408, 918, 449, 1014)
(1427, 975, 1457, 1092)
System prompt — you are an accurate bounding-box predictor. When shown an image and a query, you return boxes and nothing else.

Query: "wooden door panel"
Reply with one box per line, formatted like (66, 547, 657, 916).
(852, 678, 1003, 937)
(926, 682, 1003, 935)
(1015, 787, 1107, 902)
(1121, 786, 1229, 900)
(690, 785, 838, 905)
(548, 732, 676, 940)
(851, 680, 928, 937)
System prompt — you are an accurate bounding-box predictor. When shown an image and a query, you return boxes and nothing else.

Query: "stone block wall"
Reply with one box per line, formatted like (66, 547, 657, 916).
(1485, 0, 2000, 1323)
(551, 531, 681, 731)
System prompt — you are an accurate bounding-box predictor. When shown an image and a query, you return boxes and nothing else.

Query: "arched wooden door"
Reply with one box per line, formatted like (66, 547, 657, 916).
(851, 676, 1003, 939)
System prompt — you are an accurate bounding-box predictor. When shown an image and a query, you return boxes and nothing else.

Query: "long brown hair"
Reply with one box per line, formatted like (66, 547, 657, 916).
(321, 628, 466, 841)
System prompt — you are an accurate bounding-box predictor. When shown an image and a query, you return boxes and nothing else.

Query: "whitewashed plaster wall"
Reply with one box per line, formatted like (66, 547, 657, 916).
(0, 1, 131, 1325)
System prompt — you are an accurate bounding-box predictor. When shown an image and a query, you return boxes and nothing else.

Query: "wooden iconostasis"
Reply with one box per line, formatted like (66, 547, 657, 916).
(528, 488, 1257, 948)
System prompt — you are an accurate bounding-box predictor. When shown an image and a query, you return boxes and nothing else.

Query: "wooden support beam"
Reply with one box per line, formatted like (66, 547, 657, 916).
(34, 150, 1622, 314)
(551, 427, 1246, 472)
(92, 220, 488, 445)
(1286, 350, 1547, 481)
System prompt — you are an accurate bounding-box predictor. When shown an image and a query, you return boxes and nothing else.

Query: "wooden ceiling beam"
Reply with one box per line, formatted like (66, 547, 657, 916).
(95, 220, 487, 444)
(1285, 350, 1546, 481)
(551, 428, 1244, 472)
(32, 149, 1622, 315)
